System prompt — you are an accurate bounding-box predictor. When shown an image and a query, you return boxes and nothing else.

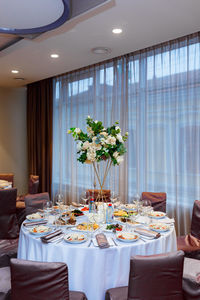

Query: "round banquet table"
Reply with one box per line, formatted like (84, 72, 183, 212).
(18, 219, 177, 300)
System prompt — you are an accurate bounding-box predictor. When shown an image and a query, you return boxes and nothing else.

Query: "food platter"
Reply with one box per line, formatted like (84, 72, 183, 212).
(26, 213, 44, 222)
(103, 223, 123, 233)
(148, 211, 166, 219)
(71, 222, 100, 233)
(116, 232, 140, 243)
(29, 225, 52, 236)
(64, 233, 87, 244)
(149, 223, 170, 232)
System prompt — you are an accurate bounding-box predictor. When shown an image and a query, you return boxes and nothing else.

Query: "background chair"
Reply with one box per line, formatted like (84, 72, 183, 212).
(0, 173, 14, 188)
(25, 192, 50, 215)
(141, 192, 166, 212)
(86, 189, 111, 202)
(0, 188, 19, 269)
(10, 258, 87, 300)
(182, 257, 200, 300)
(28, 175, 39, 194)
(177, 200, 200, 260)
(105, 250, 184, 300)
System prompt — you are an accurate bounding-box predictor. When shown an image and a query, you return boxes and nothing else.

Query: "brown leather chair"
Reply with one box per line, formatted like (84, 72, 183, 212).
(28, 175, 39, 194)
(10, 258, 87, 300)
(177, 200, 200, 260)
(86, 189, 111, 202)
(0, 188, 19, 269)
(182, 257, 200, 300)
(141, 192, 167, 212)
(0, 173, 14, 187)
(105, 250, 184, 300)
(25, 192, 50, 215)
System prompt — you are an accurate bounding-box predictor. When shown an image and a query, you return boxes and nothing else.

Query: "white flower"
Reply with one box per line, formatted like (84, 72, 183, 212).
(77, 141, 82, 152)
(116, 133, 124, 143)
(92, 137, 97, 142)
(82, 141, 90, 150)
(87, 115, 91, 119)
(116, 156, 124, 165)
(100, 132, 108, 137)
(92, 142, 101, 151)
(115, 126, 121, 132)
(87, 127, 94, 136)
(87, 148, 96, 162)
(100, 138, 106, 145)
(106, 136, 116, 145)
(74, 128, 81, 134)
(95, 120, 98, 123)
(113, 151, 119, 159)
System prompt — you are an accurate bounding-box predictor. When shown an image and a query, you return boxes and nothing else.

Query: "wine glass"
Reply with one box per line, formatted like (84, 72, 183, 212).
(43, 200, 53, 223)
(110, 192, 119, 208)
(80, 190, 89, 206)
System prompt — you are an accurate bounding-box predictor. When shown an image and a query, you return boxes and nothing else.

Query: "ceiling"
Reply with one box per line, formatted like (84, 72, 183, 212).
(0, 0, 200, 87)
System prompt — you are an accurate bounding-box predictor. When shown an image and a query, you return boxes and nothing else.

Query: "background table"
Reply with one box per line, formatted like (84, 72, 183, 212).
(18, 221, 177, 300)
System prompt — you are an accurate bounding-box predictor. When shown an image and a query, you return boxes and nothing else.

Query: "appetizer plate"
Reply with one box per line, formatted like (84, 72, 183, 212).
(29, 225, 52, 236)
(116, 232, 140, 243)
(71, 222, 100, 233)
(64, 233, 87, 244)
(114, 210, 129, 218)
(149, 223, 170, 232)
(149, 211, 166, 219)
(26, 213, 44, 222)
(103, 223, 123, 233)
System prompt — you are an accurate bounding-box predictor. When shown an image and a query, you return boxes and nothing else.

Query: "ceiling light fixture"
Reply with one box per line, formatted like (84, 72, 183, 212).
(51, 54, 59, 58)
(112, 28, 122, 34)
(91, 47, 111, 54)
(11, 70, 19, 74)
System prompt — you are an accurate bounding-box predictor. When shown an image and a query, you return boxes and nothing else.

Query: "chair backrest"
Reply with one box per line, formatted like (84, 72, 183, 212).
(0, 188, 19, 239)
(191, 200, 200, 240)
(10, 258, 69, 300)
(128, 251, 184, 300)
(28, 175, 39, 194)
(0, 173, 14, 187)
(141, 192, 166, 212)
(86, 189, 111, 202)
(25, 192, 49, 215)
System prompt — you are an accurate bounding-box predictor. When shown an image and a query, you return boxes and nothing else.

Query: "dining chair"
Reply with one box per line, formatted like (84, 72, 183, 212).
(182, 257, 200, 300)
(141, 192, 167, 212)
(105, 250, 184, 300)
(0, 188, 19, 269)
(177, 200, 200, 260)
(25, 192, 49, 215)
(28, 174, 39, 194)
(0, 173, 14, 188)
(86, 189, 111, 202)
(10, 258, 87, 300)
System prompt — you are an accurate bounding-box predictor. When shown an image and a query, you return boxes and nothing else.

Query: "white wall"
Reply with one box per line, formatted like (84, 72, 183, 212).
(0, 86, 28, 194)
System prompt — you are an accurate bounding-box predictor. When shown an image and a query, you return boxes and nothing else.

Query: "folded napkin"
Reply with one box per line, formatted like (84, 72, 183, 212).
(23, 220, 48, 227)
(95, 233, 110, 249)
(134, 227, 160, 239)
(71, 202, 83, 208)
(41, 229, 63, 243)
(157, 217, 175, 224)
(92, 237, 115, 247)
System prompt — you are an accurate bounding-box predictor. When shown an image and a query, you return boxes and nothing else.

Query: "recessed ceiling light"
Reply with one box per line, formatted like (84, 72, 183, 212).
(14, 77, 25, 81)
(51, 54, 59, 58)
(112, 28, 122, 34)
(91, 47, 111, 54)
(11, 70, 19, 74)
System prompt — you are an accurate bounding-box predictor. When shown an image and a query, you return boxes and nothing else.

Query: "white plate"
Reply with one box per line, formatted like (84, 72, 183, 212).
(29, 226, 52, 236)
(116, 232, 140, 243)
(26, 214, 44, 222)
(149, 211, 166, 219)
(71, 223, 100, 233)
(149, 223, 170, 232)
(64, 233, 87, 244)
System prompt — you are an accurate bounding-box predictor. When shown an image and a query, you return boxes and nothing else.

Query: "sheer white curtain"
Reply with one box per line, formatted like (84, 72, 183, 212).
(53, 32, 200, 235)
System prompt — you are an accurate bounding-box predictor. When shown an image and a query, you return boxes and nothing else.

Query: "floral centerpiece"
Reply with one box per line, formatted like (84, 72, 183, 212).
(68, 116, 128, 201)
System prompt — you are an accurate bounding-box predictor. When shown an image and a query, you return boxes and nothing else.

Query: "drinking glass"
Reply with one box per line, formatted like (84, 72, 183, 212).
(80, 190, 89, 206)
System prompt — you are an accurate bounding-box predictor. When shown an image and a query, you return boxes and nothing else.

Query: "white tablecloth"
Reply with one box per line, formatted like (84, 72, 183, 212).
(18, 221, 177, 300)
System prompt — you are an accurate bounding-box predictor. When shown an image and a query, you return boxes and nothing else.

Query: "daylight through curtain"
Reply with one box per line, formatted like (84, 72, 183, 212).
(53, 32, 200, 235)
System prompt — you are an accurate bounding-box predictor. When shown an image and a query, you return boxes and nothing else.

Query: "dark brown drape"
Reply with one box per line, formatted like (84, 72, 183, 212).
(27, 78, 53, 197)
